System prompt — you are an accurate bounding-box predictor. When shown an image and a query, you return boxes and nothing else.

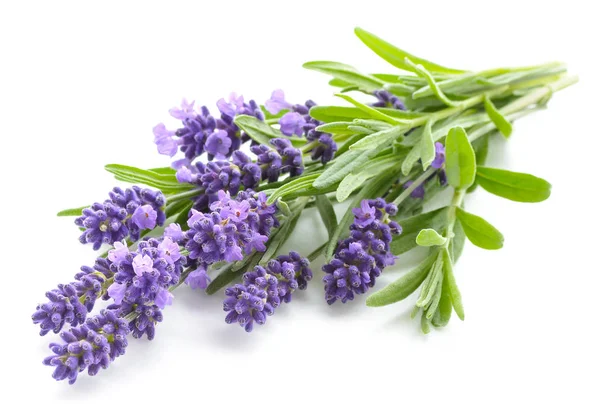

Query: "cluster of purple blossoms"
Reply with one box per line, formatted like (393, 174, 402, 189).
(265, 90, 337, 164)
(184, 190, 278, 268)
(250, 138, 304, 182)
(154, 95, 264, 163)
(372, 90, 406, 110)
(224, 251, 312, 332)
(106, 237, 186, 309)
(404, 142, 447, 199)
(43, 309, 129, 384)
(175, 150, 262, 209)
(75, 186, 166, 250)
(32, 257, 114, 336)
(323, 199, 402, 304)
(109, 301, 164, 340)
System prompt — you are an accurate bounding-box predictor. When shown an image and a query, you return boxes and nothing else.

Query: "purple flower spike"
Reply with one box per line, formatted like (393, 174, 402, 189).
(224, 251, 312, 332)
(371, 90, 406, 110)
(184, 190, 277, 265)
(43, 309, 129, 384)
(164, 223, 185, 242)
(279, 112, 307, 137)
(75, 186, 165, 250)
(431, 142, 445, 169)
(265, 89, 292, 115)
(169, 98, 196, 120)
(110, 238, 186, 307)
(132, 204, 158, 230)
(205, 129, 233, 159)
(217, 93, 245, 118)
(323, 198, 401, 304)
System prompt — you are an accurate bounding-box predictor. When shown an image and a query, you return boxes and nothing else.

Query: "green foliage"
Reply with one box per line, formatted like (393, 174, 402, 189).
(476, 167, 551, 202)
(456, 207, 504, 250)
(445, 127, 477, 190)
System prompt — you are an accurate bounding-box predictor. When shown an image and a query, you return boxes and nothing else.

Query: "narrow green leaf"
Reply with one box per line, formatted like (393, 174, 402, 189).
(419, 120, 435, 169)
(313, 150, 368, 189)
(476, 167, 551, 203)
(173, 201, 193, 230)
(336, 157, 398, 201)
(421, 312, 431, 334)
(425, 279, 443, 320)
(390, 207, 448, 255)
(456, 207, 504, 250)
(442, 249, 464, 320)
(105, 164, 191, 193)
(148, 167, 176, 176)
(206, 254, 260, 295)
(467, 134, 490, 193)
(445, 127, 476, 190)
(335, 94, 404, 125)
(354, 27, 466, 75)
(401, 144, 421, 175)
(366, 252, 438, 307)
(416, 251, 444, 307)
(315, 195, 337, 240)
(416, 228, 446, 247)
(405, 58, 458, 107)
(432, 280, 452, 327)
(259, 209, 304, 264)
(484, 96, 513, 137)
(309, 105, 423, 123)
(164, 199, 193, 219)
(450, 220, 466, 262)
(315, 121, 355, 134)
(349, 125, 404, 151)
(57, 205, 88, 217)
(303, 60, 384, 92)
(267, 174, 318, 204)
(234, 114, 284, 145)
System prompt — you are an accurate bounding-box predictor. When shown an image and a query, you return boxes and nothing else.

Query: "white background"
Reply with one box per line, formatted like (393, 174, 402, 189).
(2, 1, 599, 408)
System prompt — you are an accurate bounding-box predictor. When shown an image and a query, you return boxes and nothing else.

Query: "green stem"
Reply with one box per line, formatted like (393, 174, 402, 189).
(307, 242, 327, 262)
(393, 167, 437, 206)
(445, 189, 466, 244)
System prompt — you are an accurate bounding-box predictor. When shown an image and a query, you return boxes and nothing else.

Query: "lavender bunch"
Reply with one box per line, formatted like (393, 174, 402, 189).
(39, 27, 575, 384)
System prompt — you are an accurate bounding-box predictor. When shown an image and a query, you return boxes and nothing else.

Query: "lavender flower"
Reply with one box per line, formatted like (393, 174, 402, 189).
(251, 138, 303, 182)
(107, 237, 186, 308)
(43, 309, 129, 384)
(215, 93, 265, 155)
(184, 190, 277, 265)
(265, 90, 337, 164)
(372, 90, 406, 110)
(323, 198, 401, 304)
(223, 251, 312, 332)
(32, 258, 114, 335)
(75, 186, 165, 250)
(110, 302, 163, 340)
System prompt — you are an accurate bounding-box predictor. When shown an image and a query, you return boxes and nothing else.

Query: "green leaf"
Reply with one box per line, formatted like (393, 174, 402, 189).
(57, 205, 88, 217)
(148, 167, 176, 176)
(419, 120, 435, 169)
(366, 252, 438, 307)
(315, 121, 355, 134)
(267, 174, 318, 204)
(315, 195, 337, 240)
(442, 249, 464, 320)
(309, 105, 423, 123)
(484, 96, 513, 137)
(445, 127, 476, 190)
(432, 280, 452, 327)
(105, 164, 192, 193)
(390, 207, 448, 255)
(349, 125, 404, 151)
(336, 156, 398, 201)
(416, 251, 444, 308)
(467, 134, 490, 193)
(312, 150, 368, 189)
(164, 199, 193, 219)
(173, 200, 193, 230)
(354, 27, 466, 75)
(416, 228, 446, 247)
(325, 169, 399, 259)
(405, 58, 458, 107)
(456, 207, 504, 250)
(450, 220, 466, 262)
(334, 94, 405, 125)
(234, 114, 284, 145)
(303, 61, 384, 92)
(259, 207, 304, 264)
(206, 254, 260, 295)
(476, 167, 551, 203)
